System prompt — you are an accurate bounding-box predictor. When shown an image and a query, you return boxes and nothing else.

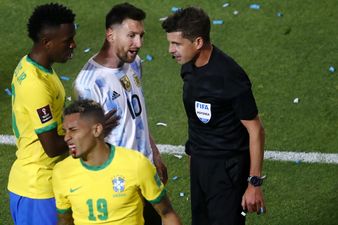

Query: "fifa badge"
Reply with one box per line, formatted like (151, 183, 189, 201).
(195, 101, 211, 123)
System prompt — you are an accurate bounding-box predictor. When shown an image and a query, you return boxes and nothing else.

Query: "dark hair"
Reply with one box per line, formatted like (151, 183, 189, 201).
(105, 2, 146, 28)
(161, 7, 210, 43)
(27, 3, 75, 42)
(64, 99, 105, 124)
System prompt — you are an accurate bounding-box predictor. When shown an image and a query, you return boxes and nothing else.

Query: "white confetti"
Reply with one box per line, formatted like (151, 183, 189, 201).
(173, 154, 182, 159)
(223, 3, 230, 8)
(159, 17, 168, 21)
(156, 122, 167, 127)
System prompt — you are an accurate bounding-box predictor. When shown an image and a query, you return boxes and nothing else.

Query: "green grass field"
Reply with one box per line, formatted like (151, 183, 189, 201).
(1, 146, 338, 225)
(1, 0, 338, 224)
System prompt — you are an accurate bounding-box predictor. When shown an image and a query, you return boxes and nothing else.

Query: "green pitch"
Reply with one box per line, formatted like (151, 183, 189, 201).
(1, 146, 338, 224)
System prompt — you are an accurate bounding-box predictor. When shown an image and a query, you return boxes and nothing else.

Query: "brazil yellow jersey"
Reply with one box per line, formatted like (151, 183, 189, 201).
(53, 146, 166, 225)
(8, 55, 66, 198)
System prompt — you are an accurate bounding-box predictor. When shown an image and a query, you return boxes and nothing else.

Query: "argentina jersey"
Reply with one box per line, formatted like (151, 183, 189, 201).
(74, 56, 153, 162)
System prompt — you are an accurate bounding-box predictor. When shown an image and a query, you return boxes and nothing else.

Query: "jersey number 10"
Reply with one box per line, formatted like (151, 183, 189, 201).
(127, 94, 142, 119)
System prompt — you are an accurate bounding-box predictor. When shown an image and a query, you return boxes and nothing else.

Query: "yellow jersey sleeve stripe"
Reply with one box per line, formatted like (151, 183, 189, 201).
(57, 208, 72, 214)
(148, 189, 167, 204)
(35, 122, 58, 134)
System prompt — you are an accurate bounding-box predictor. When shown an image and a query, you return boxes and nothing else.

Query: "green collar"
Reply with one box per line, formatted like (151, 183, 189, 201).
(26, 55, 53, 74)
(80, 145, 115, 171)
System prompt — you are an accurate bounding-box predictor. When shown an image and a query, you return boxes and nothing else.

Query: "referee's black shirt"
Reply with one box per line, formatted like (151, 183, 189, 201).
(181, 46, 258, 158)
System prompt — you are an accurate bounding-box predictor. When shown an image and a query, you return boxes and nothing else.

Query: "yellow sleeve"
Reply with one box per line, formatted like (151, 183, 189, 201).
(52, 164, 71, 213)
(137, 155, 166, 204)
(18, 75, 58, 134)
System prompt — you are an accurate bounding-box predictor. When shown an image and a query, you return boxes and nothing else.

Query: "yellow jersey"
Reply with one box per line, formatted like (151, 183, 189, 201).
(8, 55, 66, 198)
(53, 146, 166, 225)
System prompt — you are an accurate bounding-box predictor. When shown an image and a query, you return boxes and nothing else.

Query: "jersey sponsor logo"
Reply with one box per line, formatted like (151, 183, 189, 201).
(195, 101, 211, 123)
(37, 105, 53, 123)
(112, 176, 125, 193)
(111, 91, 120, 100)
(120, 75, 131, 92)
(70, 186, 82, 193)
(133, 74, 141, 87)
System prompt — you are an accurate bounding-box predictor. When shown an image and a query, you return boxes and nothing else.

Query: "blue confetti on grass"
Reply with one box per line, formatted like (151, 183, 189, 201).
(145, 54, 153, 61)
(329, 66, 335, 73)
(212, 20, 224, 25)
(249, 4, 261, 10)
(60, 75, 70, 81)
(4, 88, 12, 96)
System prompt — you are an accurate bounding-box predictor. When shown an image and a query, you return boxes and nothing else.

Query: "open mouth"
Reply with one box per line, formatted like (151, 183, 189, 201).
(68, 144, 77, 156)
(128, 50, 138, 57)
(173, 55, 180, 60)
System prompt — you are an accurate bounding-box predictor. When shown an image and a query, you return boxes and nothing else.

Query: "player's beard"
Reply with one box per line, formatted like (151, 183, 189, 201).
(123, 49, 138, 63)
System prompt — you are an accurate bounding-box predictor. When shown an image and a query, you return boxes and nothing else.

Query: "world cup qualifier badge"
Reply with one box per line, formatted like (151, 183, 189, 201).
(195, 101, 211, 123)
(37, 105, 53, 123)
(120, 75, 131, 92)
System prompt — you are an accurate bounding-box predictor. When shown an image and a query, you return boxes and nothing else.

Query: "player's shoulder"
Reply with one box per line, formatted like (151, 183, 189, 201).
(115, 146, 148, 162)
(54, 156, 78, 172)
(13, 56, 41, 82)
(115, 146, 144, 157)
(12, 57, 52, 93)
(75, 58, 102, 87)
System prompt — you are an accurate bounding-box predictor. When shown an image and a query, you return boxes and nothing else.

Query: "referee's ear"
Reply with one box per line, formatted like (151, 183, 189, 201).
(193, 36, 204, 50)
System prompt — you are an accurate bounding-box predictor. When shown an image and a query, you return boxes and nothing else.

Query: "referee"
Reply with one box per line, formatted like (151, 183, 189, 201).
(162, 6, 266, 225)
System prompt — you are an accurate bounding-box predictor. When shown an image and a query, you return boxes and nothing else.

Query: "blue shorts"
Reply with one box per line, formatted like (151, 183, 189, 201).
(9, 192, 57, 225)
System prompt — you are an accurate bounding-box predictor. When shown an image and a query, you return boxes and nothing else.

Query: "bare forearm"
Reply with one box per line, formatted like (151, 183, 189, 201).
(249, 125, 265, 176)
(149, 134, 168, 184)
(149, 134, 160, 159)
(162, 212, 182, 225)
(38, 130, 68, 157)
(153, 196, 182, 225)
(57, 213, 74, 225)
(241, 116, 265, 176)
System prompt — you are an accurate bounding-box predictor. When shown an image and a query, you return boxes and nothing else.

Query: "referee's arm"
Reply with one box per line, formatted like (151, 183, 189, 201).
(240, 115, 266, 214)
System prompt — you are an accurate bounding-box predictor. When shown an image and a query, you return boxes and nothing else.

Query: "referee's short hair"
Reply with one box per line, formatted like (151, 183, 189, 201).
(161, 6, 210, 43)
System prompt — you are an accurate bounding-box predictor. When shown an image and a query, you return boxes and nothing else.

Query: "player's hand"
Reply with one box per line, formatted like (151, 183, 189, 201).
(103, 109, 120, 137)
(241, 185, 266, 214)
(154, 156, 168, 185)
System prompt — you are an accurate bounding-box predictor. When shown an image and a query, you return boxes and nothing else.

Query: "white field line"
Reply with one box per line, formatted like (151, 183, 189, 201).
(1, 135, 338, 164)
(157, 144, 338, 164)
